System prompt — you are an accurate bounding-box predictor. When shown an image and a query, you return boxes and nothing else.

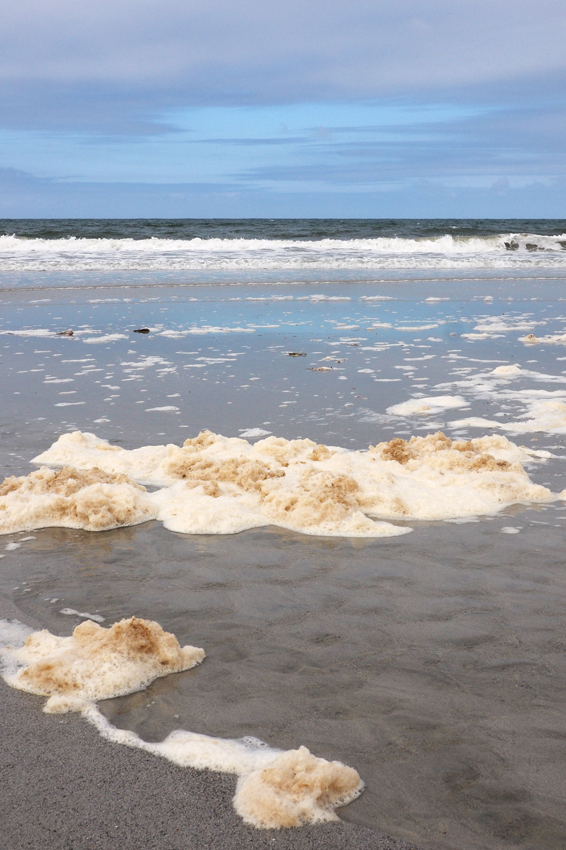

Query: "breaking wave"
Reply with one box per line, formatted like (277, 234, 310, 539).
(1, 232, 566, 271)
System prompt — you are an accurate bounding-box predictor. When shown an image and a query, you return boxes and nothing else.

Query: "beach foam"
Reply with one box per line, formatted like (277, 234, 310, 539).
(453, 398, 566, 435)
(0, 466, 156, 534)
(387, 395, 468, 416)
(31, 429, 556, 535)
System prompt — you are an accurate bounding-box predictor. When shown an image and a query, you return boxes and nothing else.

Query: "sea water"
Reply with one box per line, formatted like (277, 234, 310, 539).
(1, 219, 566, 849)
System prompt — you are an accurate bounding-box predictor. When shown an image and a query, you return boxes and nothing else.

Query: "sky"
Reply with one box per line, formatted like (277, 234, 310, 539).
(1, 0, 565, 218)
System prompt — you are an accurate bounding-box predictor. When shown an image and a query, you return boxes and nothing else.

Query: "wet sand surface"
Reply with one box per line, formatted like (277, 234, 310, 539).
(2, 272, 566, 850)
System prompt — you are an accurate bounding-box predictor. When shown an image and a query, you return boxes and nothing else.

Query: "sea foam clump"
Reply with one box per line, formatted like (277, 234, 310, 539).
(32, 429, 556, 536)
(2, 616, 205, 713)
(0, 465, 156, 534)
(234, 745, 363, 828)
(520, 332, 566, 345)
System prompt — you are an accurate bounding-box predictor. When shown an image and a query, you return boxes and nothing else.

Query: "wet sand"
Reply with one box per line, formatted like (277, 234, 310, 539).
(2, 273, 566, 849)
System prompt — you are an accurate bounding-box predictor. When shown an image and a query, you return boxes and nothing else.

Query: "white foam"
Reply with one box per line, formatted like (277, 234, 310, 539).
(0, 619, 36, 679)
(432, 359, 566, 435)
(520, 332, 566, 345)
(158, 326, 254, 336)
(491, 364, 523, 377)
(82, 334, 128, 344)
(0, 328, 59, 338)
(59, 608, 105, 623)
(387, 395, 469, 416)
(395, 324, 439, 332)
(1, 232, 566, 271)
(453, 398, 566, 435)
(471, 316, 543, 335)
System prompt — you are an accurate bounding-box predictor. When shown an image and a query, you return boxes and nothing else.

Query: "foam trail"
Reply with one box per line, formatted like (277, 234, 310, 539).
(0, 618, 363, 828)
(85, 707, 363, 828)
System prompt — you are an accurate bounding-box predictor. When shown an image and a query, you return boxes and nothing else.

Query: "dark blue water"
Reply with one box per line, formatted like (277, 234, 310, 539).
(1, 217, 566, 240)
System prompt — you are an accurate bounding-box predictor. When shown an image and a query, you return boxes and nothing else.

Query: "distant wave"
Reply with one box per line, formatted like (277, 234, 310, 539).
(1, 233, 565, 271)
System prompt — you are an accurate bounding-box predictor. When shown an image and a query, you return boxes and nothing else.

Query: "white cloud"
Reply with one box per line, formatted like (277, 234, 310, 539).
(0, 0, 564, 102)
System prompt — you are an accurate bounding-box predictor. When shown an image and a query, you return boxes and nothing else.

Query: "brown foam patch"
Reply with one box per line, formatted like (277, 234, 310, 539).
(371, 431, 514, 471)
(8, 616, 205, 712)
(234, 745, 364, 828)
(0, 465, 156, 533)
(1, 617, 363, 829)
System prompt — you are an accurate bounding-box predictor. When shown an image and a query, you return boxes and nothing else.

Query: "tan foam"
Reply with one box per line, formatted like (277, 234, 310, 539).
(370, 432, 514, 472)
(32, 428, 556, 536)
(520, 332, 566, 345)
(0, 466, 156, 533)
(164, 448, 285, 495)
(262, 469, 382, 536)
(5, 616, 205, 712)
(234, 745, 363, 828)
(32, 430, 170, 481)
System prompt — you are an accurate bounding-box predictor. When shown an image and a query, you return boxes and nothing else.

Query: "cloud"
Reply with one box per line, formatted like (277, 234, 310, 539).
(0, 165, 564, 220)
(0, 1, 564, 216)
(0, 0, 565, 133)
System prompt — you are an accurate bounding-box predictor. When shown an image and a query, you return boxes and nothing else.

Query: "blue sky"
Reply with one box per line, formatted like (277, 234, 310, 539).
(1, 0, 565, 218)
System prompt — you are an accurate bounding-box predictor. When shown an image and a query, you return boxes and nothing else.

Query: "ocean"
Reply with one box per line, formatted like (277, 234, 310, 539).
(1, 219, 566, 849)
(1, 218, 566, 273)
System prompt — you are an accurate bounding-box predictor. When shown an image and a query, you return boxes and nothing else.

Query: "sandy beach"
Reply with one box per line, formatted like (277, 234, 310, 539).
(1, 253, 566, 850)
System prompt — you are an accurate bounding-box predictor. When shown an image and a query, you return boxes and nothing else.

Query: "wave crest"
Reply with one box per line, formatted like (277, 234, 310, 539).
(1, 232, 565, 271)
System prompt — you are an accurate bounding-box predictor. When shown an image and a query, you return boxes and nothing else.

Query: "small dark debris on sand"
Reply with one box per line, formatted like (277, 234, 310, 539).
(133, 328, 150, 334)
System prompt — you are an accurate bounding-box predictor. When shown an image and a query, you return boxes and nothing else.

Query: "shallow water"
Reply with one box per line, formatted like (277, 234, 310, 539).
(2, 270, 566, 849)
